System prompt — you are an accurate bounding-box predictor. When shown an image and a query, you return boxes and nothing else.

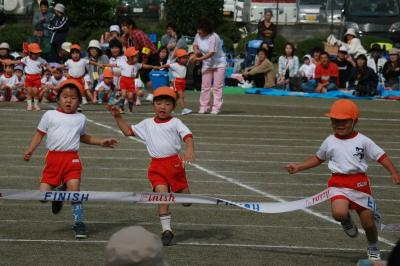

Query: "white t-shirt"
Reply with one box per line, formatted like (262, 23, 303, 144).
(21, 56, 47, 75)
(193, 32, 226, 69)
(117, 60, 142, 78)
(109, 55, 126, 75)
(46, 75, 66, 88)
(37, 110, 87, 151)
(299, 63, 316, 79)
(95, 81, 112, 91)
(65, 58, 90, 78)
(316, 132, 385, 174)
(0, 74, 17, 88)
(15, 75, 25, 88)
(169, 62, 186, 79)
(131, 117, 192, 158)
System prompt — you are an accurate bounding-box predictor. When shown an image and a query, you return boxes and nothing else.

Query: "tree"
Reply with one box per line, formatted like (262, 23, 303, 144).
(165, 0, 224, 35)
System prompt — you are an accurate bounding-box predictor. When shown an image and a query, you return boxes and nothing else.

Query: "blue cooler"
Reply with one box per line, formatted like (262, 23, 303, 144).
(150, 70, 169, 90)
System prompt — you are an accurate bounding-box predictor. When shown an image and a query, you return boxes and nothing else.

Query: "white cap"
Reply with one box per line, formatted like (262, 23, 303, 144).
(0, 42, 10, 50)
(339, 46, 348, 53)
(345, 28, 356, 37)
(54, 3, 65, 13)
(61, 42, 72, 53)
(303, 54, 312, 60)
(105, 226, 168, 266)
(87, 40, 101, 50)
(109, 25, 120, 34)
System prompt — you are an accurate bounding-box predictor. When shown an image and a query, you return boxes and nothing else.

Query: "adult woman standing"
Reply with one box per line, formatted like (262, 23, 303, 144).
(257, 9, 277, 60)
(191, 19, 226, 115)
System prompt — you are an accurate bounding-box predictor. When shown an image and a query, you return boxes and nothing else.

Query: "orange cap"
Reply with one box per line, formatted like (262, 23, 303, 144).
(103, 68, 113, 78)
(124, 47, 139, 57)
(28, 43, 42, 53)
(70, 44, 81, 51)
(59, 79, 83, 94)
(175, 49, 188, 58)
(153, 86, 176, 100)
(325, 99, 359, 120)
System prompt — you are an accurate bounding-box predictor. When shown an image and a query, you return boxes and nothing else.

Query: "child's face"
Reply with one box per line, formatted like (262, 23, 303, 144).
(58, 87, 80, 113)
(5, 66, 13, 75)
(127, 55, 139, 64)
(303, 58, 310, 65)
(110, 32, 119, 38)
(337, 52, 346, 60)
(53, 70, 63, 80)
(71, 50, 80, 60)
(153, 98, 174, 119)
(0, 48, 8, 57)
(159, 49, 167, 59)
(15, 70, 23, 78)
(331, 118, 355, 137)
(30, 53, 40, 60)
(89, 48, 99, 58)
(121, 25, 130, 34)
(104, 77, 112, 85)
(313, 52, 321, 60)
(111, 46, 121, 57)
(178, 56, 188, 65)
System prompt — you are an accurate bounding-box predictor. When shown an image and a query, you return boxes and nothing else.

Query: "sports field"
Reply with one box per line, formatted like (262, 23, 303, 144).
(0, 93, 399, 265)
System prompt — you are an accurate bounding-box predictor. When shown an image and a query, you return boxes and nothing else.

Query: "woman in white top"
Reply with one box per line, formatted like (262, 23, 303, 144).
(344, 28, 367, 58)
(277, 42, 299, 88)
(191, 19, 227, 115)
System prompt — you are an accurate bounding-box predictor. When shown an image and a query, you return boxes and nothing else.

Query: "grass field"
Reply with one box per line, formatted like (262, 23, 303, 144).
(0, 92, 400, 266)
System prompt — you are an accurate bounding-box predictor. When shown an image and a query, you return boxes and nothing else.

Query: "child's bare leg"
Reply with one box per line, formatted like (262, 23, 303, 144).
(135, 89, 143, 105)
(40, 182, 55, 191)
(176, 187, 191, 207)
(331, 199, 350, 221)
(26, 87, 33, 110)
(177, 91, 185, 109)
(127, 91, 134, 111)
(358, 209, 378, 244)
(33, 88, 41, 110)
(93, 91, 98, 103)
(154, 184, 172, 232)
(86, 89, 94, 102)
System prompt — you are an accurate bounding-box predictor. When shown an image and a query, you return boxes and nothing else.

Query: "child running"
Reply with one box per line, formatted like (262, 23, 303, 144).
(107, 86, 195, 246)
(24, 79, 118, 238)
(286, 99, 400, 260)
(157, 49, 192, 115)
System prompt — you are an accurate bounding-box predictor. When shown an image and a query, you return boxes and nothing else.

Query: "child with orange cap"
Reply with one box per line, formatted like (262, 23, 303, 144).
(286, 99, 400, 261)
(157, 49, 192, 115)
(93, 68, 115, 104)
(107, 47, 154, 113)
(1, 43, 48, 110)
(24, 79, 118, 238)
(107, 86, 195, 246)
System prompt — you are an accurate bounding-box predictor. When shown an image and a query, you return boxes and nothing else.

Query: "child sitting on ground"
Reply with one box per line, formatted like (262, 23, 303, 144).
(93, 68, 115, 105)
(0, 64, 18, 102)
(108, 86, 195, 246)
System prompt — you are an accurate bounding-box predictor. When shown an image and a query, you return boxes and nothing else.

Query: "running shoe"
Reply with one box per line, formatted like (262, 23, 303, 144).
(73, 222, 88, 239)
(181, 108, 192, 115)
(367, 246, 381, 261)
(51, 183, 66, 214)
(161, 230, 174, 246)
(341, 214, 358, 238)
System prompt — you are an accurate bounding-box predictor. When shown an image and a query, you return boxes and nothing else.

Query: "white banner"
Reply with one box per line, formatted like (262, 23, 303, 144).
(1, 187, 399, 231)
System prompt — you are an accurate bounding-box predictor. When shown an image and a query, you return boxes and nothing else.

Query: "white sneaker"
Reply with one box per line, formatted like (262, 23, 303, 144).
(210, 110, 219, 115)
(34, 104, 41, 111)
(198, 109, 207, 114)
(367, 246, 381, 261)
(145, 93, 153, 102)
(135, 97, 141, 106)
(181, 108, 192, 115)
(11, 96, 18, 102)
(341, 215, 358, 238)
(27, 105, 33, 111)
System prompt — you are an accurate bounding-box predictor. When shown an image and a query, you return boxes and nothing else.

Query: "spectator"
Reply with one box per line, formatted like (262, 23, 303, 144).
(192, 18, 227, 115)
(344, 28, 367, 58)
(367, 44, 387, 82)
(121, 18, 157, 101)
(314, 52, 339, 93)
(277, 42, 299, 89)
(32, 0, 53, 38)
(105, 226, 168, 266)
(0, 42, 13, 75)
(383, 48, 400, 89)
(55, 42, 71, 64)
(299, 54, 317, 92)
(242, 48, 275, 88)
(311, 47, 324, 65)
(100, 25, 123, 51)
(332, 46, 355, 89)
(48, 3, 69, 62)
(28, 24, 51, 60)
(257, 9, 277, 60)
(160, 23, 188, 62)
(349, 54, 378, 96)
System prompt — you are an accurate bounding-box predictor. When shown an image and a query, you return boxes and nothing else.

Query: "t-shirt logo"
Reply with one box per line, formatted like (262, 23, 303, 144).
(353, 147, 364, 162)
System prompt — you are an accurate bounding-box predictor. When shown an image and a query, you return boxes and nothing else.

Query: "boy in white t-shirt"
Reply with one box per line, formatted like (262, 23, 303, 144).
(44, 67, 66, 102)
(157, 49, 192, 115)
(108, 86, 195, 246)
(286, 99, 400, 261)
(24, 79, 118, 238)
(0, 65, 18, 102)
(93, 68, 115, 104)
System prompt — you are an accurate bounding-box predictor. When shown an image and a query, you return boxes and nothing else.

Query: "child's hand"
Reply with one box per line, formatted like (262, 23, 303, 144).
(286, 163, 300, 174)
(106, 104, 121, 117)
(182, 150, 195, 165)
(23, 150, 33, 161)
(391, 173, 400, 184)
(100, 138, 118, 148)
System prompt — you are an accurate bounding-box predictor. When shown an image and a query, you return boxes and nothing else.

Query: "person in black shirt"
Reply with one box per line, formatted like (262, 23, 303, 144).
(257, 9, 277, 60)
(383, 48, 400, 90)
(332, 46, 355, 89)
(349, 54, 378, 96)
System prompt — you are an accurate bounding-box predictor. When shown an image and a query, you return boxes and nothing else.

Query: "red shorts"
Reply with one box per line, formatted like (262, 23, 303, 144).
(328, 173, 372, 211)
(173, 78, 186, 92)
(148, 154, 188, 192)
(25, 74, 42, 88)
(120, 76, 135, 93)
(68, 76, 85, 94)
(41, 151, 82, 187)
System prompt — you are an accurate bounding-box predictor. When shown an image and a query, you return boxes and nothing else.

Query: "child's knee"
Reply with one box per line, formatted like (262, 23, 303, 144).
(332, 209, 349, 221)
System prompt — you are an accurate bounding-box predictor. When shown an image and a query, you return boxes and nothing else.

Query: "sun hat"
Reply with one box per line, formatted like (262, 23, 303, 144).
(345, 28, 356, 37)
(54, 3, 65, 13)
(28, 43, 42, 53)
(0, 42, 10, 50)
(59, 79, 83, 93)
(61, 42, 72, 53)
(109, 25, 120, 34)
(175, 49, 189, 58)
(339, 46, 348, 53)
(103, 68, 113, 78)
(124, 47, 139, 57)
(153, 86, 177, 100)
(70, 44, 81, 52)
(325, 99, 359, 120)
(87, 40, 101, 50)
(389, 48, 399, 55)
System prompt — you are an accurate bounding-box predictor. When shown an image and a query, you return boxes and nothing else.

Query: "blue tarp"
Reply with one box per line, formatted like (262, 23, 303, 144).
(244, 88, 400, 100)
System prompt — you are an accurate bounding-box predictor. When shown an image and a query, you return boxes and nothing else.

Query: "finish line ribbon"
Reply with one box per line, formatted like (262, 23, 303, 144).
(1, 187, 399, 231)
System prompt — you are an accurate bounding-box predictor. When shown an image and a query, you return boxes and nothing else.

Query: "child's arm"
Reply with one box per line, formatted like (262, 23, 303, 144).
(80, 134, 118, 148)
(286, 156, 323, 174)
(141, 63, 157, 70)
(1, 59, 22, 65)
(107, 105, 133, 136)
(182, 136, 195, 163)
(24, 132, 45, 161)
(379, 156, 400, 184)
